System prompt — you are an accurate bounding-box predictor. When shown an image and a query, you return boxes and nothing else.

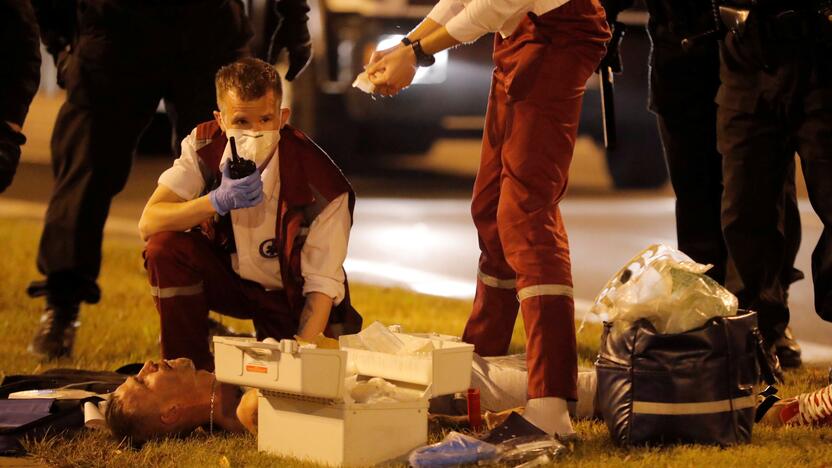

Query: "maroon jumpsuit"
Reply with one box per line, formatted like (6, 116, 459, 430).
(464, 0, 609, 401)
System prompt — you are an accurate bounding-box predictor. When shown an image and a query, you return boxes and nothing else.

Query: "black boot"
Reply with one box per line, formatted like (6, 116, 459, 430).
(28, 302, 80, 359)
(774, 326, 802, 369)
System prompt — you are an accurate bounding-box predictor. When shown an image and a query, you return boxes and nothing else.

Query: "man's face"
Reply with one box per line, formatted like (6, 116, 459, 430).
(113, 358, 204, 418)
(213, 89, 290, 133)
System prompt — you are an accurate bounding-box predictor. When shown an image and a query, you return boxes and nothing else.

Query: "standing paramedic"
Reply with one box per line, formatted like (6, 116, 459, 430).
(366, 0, 610, 436)
(138, 58, 360, 371)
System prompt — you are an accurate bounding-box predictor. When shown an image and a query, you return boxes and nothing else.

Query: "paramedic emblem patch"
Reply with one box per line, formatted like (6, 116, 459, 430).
(259, 239, 278, 258)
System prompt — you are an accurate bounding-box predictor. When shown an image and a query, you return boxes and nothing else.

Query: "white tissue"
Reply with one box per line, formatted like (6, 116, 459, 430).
(352, 72, 376, 94)
(84, 401, 107, 430)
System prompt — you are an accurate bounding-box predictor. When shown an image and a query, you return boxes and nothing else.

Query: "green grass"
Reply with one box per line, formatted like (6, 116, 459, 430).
(2, 217, 832, 467)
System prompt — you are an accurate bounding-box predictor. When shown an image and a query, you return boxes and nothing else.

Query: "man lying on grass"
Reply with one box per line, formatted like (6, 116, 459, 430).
(137, 57, 361, 372)
(105, 357, 832, 444)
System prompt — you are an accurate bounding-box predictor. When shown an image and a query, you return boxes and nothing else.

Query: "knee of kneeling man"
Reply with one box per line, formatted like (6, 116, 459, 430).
(143, 231, 194, 265)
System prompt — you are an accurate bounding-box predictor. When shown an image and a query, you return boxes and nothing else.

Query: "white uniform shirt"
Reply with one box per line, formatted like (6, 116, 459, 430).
(428, 0, 570, 43)
(158, 128, 350, 304)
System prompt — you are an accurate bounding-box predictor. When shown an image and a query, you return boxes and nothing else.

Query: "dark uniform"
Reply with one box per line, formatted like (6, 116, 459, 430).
(263, 0, 314, 81)
(718, 1, 832, 342)
(601, 0, 804, 365)
(27, 0, 253, 359)
(0, 0, 42, 193)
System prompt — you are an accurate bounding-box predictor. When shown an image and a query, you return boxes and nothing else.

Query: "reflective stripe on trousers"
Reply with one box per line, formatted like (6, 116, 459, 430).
(150, 282, 204, 299)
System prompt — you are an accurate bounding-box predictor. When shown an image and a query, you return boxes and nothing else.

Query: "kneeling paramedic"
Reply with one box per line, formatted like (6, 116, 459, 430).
(138, 58, 361, 371)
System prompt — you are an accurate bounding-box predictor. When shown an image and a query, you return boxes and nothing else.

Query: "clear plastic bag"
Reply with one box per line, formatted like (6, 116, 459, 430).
(591, 244, 738, 334)
(492, 435, 567, 466)
(408, 431, 498, 467)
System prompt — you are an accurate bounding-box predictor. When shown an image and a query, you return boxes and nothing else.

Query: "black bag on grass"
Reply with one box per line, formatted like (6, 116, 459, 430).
(0, 367, 131, 456)
(595, 310, 775, 446)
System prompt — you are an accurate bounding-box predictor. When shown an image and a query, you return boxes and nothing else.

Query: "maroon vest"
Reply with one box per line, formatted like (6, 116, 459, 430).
(193, 120, 361, 337)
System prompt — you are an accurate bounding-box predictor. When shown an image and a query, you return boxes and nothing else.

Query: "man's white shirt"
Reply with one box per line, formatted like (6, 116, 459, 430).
(157, 128, 350, 305)
(428, 0, 570, 43)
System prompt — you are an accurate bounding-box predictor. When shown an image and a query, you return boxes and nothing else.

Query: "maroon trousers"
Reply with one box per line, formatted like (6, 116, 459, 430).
(464, 0, 609, 401)
(144, 231, 299, 371)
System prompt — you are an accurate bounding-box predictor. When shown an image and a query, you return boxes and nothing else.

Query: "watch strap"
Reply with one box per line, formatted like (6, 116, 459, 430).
(411, 39, 436, 67)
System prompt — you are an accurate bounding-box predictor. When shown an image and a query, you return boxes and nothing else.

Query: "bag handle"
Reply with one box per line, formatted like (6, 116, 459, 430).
(755, 385, 781, 423)
(752, 327, 783, 422)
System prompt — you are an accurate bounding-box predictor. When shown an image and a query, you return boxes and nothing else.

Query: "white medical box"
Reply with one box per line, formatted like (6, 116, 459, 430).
(213, 333, 474, 467)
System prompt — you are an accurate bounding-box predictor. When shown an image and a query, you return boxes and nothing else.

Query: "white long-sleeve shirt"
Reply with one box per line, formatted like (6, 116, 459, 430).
(428, 0, 570, 43)
(158, 128, 350, 304)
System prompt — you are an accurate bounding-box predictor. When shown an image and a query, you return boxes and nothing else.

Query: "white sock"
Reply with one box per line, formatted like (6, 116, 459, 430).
(522, 397, 575, 436)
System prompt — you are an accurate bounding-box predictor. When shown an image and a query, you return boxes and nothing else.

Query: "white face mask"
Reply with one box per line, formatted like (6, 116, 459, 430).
(223, 129, 281, 167)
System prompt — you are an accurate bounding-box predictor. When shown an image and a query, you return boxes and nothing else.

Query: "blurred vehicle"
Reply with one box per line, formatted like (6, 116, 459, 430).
(268, 0, 667, 188)
(275, 0, 493, 159)
(136, 0, 667, 189)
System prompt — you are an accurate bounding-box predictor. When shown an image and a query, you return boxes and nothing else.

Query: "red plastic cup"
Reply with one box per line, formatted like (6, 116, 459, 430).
(467, 388, 482, 431)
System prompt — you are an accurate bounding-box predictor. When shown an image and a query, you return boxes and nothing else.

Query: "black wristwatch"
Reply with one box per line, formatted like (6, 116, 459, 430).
(410, 39, 436, 67)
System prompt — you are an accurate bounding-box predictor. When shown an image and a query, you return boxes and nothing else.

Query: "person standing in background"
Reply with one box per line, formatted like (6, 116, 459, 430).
(717, 0, 832, 359)
(599, 0, 804, 368)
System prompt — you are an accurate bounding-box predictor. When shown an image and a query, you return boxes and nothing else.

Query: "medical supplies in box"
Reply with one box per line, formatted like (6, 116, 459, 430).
(213, 330, 474, 467)
(214, 337, 347, 400)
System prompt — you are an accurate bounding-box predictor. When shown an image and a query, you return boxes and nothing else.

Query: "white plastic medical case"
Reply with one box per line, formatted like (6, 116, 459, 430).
(213, 333, 474, 467)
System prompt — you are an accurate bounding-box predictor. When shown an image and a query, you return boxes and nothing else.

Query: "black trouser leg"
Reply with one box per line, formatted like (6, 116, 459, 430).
(719, 103, 793, 342)
(782, 162, 804, 293)
(36, 55, 160, 303)
(163, 59, 241, 156)
(657, 108, 726, 284)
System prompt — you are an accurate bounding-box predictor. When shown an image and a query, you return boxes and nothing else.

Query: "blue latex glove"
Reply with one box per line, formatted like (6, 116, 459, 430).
(209, 165, 264, 215)
(409, 432, 498, 467)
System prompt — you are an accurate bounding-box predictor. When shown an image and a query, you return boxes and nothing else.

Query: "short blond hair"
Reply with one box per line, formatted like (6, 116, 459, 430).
(215, 58, 283, 106)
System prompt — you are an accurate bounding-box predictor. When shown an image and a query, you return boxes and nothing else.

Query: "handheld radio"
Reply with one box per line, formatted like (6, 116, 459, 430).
(227, 136, 257, 179)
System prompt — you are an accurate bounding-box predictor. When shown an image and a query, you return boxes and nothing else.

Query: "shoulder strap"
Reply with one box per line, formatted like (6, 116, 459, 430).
(193, 120, 227, 189)
(279, 125, 355, 215)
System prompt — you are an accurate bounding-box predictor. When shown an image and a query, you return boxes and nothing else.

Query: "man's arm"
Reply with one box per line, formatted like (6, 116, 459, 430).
(297, 292, 334, 341)
(138, 186, 216, 241)
(367, 25, 461, 94)
(441, 0, 537, 44)
(140, 133, 265, 241)
(296, 192, 351, 339)
(366, 0, 461, 70)
(368, 18, 445, 66)
(236, 388, 259, 435)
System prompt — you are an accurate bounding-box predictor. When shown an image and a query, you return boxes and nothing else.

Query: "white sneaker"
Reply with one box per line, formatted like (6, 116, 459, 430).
(765, 384, 832, 427)
(522, 397, 576, 438)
